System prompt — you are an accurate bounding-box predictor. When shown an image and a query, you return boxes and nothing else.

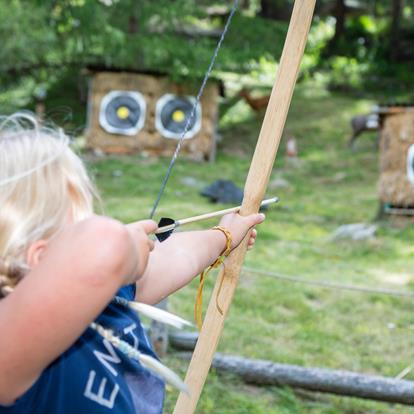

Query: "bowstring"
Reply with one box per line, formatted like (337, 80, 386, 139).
(149, 0, 239, 219)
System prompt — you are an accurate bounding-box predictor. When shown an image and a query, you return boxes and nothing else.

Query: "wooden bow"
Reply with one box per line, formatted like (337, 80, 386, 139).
(173, 1, 316, 412)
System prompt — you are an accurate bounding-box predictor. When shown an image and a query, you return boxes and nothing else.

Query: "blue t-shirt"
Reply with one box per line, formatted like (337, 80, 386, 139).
(0, 285, 165, 414)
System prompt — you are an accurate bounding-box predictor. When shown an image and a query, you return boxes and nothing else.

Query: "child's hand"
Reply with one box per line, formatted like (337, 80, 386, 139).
(125, 220, 158, 283)
(247, 228, 258, 251)
(218, 212, 265, 251)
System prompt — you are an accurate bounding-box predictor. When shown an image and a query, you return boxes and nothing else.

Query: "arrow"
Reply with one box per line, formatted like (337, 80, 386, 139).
(154, 196, 279, 242)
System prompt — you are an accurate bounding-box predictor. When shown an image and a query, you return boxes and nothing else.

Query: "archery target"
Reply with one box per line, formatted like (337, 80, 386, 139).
(407, 144, 414, 185)
(155, 94, 201, 139)
(99, 91, 146, 135)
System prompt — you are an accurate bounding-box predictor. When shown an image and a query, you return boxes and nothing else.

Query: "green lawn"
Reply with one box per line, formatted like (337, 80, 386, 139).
(86, 81, 414, 413)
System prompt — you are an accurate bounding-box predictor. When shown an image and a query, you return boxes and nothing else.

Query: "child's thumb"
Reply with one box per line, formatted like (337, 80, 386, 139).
(140, 220, 159, 234)
(245, 213, 265, 228)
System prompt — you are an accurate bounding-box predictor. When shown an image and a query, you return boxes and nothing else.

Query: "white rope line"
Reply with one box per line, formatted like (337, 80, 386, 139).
(242, 267, 414, 298)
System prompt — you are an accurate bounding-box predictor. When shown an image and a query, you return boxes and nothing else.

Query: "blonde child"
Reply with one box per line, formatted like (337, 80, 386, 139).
(0, 114, 264, 414)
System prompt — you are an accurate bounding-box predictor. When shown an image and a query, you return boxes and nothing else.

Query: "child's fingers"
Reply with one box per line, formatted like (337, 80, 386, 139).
(247, 230, 257, 250)
(250, 229, 257, 239)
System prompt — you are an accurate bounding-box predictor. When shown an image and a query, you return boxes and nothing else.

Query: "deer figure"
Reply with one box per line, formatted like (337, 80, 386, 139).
(238, 88, 270, 112)
(348, 113, 380, 149)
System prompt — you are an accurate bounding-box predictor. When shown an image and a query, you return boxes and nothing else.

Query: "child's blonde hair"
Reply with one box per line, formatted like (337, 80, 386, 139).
(0, 113, 95, 270)
(0, 115, 190, 392)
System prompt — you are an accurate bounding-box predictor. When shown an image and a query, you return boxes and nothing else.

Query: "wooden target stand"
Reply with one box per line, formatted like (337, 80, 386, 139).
(173, 1, 316, 412)
(85, 70, 220, 161)
(378, 105, 414, 217)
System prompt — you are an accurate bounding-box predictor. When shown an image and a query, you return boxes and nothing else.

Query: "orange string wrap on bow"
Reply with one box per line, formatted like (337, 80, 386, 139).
(194, 226, 232, 330)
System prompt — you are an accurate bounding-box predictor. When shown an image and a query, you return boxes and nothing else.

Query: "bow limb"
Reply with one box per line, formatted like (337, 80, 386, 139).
(173, 1, 317, 412)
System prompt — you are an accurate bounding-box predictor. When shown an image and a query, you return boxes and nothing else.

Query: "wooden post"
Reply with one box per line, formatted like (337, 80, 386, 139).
(150, 298, 169, 357)
(173, 1, 316, 412)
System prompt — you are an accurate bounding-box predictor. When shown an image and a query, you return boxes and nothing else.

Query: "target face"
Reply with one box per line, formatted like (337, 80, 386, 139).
(99, 91, 146, 135)
(366, 114, 379, 129)
(155, 94, 201, 140)
(407, 144, 414, 185)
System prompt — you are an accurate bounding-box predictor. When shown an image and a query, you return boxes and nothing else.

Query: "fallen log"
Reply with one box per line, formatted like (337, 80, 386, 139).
(213, 354, 414, 406)
(169, 331, 198, 351)
(174, 349, 414, 406)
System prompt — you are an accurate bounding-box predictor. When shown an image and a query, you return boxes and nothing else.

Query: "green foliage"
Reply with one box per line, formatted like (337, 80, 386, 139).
(326, 56, 370, 91)
(312, 20, 413, 92)
(0, 0, 289, 86)
(0, 1, 58, 72)
(1, 0, 413, 97)
(301, 17, 335, 77)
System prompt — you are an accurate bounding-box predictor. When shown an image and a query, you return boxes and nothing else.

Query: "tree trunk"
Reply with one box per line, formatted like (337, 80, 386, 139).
(322, 0, 346, 56)
(260, 0, 293, 21)
(240, 0, 250, 10)
(331, 0, 346, 46)
(390, 0, 402, 62)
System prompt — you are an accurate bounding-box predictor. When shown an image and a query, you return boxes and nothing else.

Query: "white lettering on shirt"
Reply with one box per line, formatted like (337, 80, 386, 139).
(123, 323, 138, 349)
(85, 324, 141, 409)
(93, 339, 121, 377)
(84, 370, 120, 409)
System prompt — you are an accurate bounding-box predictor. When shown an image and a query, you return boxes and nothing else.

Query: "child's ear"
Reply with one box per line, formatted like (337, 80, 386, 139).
(26, 240, 48, 267)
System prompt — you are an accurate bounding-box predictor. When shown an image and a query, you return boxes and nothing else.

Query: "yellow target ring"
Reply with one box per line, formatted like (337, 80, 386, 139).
(117, 106, 130, 120)
(172, 110, 185, 123)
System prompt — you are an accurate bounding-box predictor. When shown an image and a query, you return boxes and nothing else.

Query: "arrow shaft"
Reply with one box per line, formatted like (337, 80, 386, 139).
(154, 197, 278, 235)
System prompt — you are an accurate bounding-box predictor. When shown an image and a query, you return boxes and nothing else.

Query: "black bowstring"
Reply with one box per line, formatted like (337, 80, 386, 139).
(149, 0, 239, 219)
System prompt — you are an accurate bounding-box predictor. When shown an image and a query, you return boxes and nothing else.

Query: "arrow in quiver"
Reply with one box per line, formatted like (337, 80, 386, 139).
(99, 90, 146, 136)
(155, 94, 201, 140)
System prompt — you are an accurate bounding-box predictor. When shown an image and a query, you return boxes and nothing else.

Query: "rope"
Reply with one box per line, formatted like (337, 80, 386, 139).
(149, 0, 239, 219)
(195, 226, 232, 330)
(242, 266, 414, 298)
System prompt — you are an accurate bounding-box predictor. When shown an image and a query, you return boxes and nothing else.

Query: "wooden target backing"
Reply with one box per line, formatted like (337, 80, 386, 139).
(378, 108, 414, 207)
(86, 71, 219, 161)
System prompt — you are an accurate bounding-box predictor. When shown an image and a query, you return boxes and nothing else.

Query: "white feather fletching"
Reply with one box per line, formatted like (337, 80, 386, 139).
(90, 322, 189, 394)
(127, 301, 193, 329)
(140, 353, 190, 395)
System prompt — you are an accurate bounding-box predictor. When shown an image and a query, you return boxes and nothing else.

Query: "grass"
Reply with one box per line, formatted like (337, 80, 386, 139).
(84, 80, 414, 413)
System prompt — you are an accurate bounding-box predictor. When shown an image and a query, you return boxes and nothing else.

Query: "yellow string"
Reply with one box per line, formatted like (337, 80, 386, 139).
(194, 226, 232, 330)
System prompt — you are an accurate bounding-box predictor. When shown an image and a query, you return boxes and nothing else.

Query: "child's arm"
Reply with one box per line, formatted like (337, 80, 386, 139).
(135, 212, 265, 304)
(0, 216, 156, 405)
